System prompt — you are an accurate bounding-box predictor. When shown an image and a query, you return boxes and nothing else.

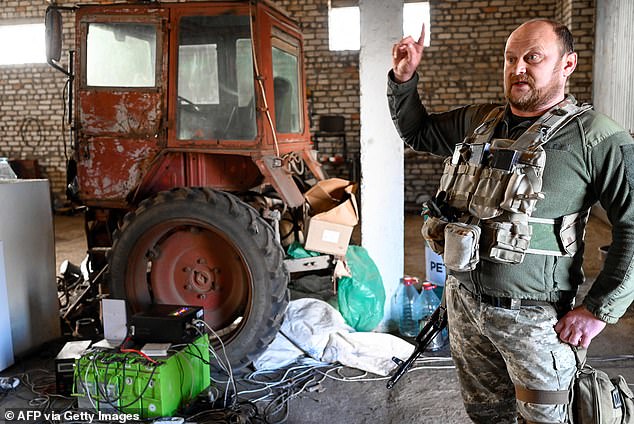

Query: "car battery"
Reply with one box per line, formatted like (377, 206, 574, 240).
(74, 335, 210, 418)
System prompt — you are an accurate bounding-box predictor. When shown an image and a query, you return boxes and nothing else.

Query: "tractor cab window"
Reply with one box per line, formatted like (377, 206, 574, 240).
(177, 15, 256, 141)
(86, 22, 157, 87)
(272, 31, 302, 134)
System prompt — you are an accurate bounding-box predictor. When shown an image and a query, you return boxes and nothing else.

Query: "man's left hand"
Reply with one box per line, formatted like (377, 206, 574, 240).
(554, 305, 606, 348)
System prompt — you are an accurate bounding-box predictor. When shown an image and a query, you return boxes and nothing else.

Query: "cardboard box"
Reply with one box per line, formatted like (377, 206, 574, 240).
(304, 178, 359, 256)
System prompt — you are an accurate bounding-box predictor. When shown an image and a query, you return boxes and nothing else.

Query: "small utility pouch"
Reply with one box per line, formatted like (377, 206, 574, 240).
(480, 213, 532, 264)
(443, 223, 481, 271)
(421, 216, 449, 255)
(560, 209, 590, 256)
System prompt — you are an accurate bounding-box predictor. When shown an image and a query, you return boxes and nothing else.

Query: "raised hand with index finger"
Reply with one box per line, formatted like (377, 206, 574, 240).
(392, 22, 426, 83)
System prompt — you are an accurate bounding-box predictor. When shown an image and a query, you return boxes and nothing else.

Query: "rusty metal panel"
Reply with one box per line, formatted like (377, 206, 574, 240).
(75, 6, 169, 205)
(255, 155, 304, 207)
(78, 137, 160, 201)
(135, 153, 262, 198)
(594, 0, 634, 133)
(188, 153, 262, 190)
(79, 91, 163, 137)
(134, 153, 186, 200)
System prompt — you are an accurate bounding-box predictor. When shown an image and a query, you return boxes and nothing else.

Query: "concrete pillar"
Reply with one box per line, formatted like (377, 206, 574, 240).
(359, 0, 404, 331)
(594, 0, 634, 132)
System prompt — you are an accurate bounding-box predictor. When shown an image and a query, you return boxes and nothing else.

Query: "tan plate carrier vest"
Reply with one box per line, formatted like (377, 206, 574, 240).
(422, 97, 593, 272)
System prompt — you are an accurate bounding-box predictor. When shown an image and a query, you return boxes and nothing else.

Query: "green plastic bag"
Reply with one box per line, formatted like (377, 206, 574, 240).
(337, 245, 385, 331)
(286, 241, 321, 259)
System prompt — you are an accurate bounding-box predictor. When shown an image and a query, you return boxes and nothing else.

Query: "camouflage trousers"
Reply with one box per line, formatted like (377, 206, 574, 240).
(445, 275, 576, 424)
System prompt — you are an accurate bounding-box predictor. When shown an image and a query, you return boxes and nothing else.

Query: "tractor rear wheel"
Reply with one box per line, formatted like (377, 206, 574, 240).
(109, 187, 289, 370)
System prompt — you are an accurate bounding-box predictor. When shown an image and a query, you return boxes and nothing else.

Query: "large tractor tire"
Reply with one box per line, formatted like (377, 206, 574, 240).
(109, 187, 289, 370)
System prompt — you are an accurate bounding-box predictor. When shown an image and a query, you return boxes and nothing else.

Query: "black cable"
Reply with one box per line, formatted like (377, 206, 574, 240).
(115, 358, 158, 409)
(19, 116, 43, 148)
(97, 356, 125, 405)
(176, 351, 185, 404)
(62, 78, 70, 161)
(183, 349, 211, 366)
(75, 351, 156, 419)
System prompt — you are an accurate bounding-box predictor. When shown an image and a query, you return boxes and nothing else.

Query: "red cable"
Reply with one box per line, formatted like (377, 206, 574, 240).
(119, 337, 159, 364)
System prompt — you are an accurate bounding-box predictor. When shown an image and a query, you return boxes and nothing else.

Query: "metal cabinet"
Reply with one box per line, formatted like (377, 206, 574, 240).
(0, 180, 60, 363)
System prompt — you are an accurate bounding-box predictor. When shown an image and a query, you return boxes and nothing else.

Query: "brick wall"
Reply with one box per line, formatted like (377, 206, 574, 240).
(0, 0, 595, 208)
(567, 0, 595, 105)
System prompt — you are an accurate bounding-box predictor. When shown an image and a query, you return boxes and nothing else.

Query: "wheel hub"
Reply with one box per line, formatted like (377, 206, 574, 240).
(184, 261, 218, 293)
(141, 224, 247, 329)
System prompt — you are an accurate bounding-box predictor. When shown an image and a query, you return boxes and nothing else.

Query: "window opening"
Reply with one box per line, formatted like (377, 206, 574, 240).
(328, 6, 359, 51)
(176, 15, 256, 141)
(328, 2, 430, 51)
(403, 2, 430, 46)
(86, 22, 157, 87)
(272, 34, 302, 134)
(0, 23, 46, 65)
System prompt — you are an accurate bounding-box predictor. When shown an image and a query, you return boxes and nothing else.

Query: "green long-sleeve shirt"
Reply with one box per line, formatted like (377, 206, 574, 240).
(387, 71, 634, 323)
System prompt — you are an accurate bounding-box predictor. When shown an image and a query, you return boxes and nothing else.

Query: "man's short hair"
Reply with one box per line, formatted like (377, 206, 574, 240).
(525, 18, 575, 55)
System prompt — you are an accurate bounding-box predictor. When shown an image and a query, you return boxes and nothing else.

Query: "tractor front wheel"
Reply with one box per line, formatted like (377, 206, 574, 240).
(109, 188, 289, 370)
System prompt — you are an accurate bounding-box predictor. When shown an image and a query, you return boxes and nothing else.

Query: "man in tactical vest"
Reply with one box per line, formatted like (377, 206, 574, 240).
(387, 19, 634, 423)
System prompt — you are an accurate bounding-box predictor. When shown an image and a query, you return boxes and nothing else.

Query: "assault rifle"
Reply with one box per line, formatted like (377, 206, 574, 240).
(386, 304, 448, 389)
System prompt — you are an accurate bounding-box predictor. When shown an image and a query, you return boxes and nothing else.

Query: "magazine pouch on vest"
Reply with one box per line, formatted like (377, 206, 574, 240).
(469, 138, 514, 219)
(499, 147, 546, 215)
(440, 110, 503, 211)
(469, 121, 549, 220)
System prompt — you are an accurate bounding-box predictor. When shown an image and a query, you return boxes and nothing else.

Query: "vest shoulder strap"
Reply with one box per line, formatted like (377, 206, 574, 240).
(512, 98, 593, 151)
(469, 106, 505, 145)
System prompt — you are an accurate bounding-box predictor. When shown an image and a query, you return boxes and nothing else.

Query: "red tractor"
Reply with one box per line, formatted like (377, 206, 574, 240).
(46, 0, 326, 368)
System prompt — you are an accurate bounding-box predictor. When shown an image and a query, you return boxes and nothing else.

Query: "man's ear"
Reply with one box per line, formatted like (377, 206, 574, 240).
(562, 51, 578, 78)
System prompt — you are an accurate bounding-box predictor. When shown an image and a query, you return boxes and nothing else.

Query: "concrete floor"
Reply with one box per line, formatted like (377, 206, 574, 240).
(1, 212, 633, 424)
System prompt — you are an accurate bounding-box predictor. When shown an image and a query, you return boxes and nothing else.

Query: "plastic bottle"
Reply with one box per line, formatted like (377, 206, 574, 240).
(419, 281, 447, 351)
(396, 276, 420, 338)
(0, 158, 17, 179)
(413, 284, 429, 326)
